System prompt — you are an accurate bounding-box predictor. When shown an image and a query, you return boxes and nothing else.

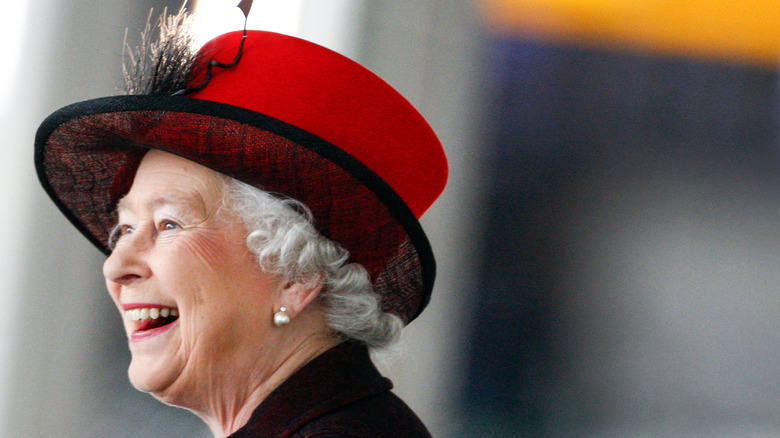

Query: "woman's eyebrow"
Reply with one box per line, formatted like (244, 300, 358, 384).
(116, 193, 204, 215)
(152, 194, 200, 209)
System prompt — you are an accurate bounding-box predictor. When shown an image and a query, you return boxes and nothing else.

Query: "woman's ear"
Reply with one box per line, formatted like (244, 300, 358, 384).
(277, 279, 324, 319)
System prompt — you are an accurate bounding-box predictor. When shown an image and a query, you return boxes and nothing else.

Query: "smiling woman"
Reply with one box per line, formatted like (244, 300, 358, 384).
(33, 5, 446, 438)
(102, 151, 333, 422)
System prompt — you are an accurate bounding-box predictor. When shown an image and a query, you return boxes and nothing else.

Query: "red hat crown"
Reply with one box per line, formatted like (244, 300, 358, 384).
(188, 31, 447, 218)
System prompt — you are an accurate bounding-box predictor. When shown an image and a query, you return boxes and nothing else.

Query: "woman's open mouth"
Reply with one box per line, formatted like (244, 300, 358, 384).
(125, 306, 180, 339)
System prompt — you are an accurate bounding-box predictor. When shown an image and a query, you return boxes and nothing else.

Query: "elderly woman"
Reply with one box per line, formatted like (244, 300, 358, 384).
(33, 9, 447, 438)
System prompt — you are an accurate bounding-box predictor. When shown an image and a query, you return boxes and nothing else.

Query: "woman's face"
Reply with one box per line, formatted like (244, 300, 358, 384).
(102, 150, 284, 404)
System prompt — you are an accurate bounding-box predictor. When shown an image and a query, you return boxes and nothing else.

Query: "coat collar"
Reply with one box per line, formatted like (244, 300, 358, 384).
(229, 341, 392, 437)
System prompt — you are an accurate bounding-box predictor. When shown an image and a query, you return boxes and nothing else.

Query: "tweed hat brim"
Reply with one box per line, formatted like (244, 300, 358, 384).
(35, 94, 435, 324)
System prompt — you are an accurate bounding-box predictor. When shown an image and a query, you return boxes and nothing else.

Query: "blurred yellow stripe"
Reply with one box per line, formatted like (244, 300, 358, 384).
(481, 0, 780, 65)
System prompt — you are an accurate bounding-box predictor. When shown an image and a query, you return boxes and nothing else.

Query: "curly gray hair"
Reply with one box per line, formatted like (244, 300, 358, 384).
(225, 178, 403, 351)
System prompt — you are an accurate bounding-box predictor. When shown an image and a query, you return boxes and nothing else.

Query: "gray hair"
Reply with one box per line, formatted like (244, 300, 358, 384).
(224, 178, 403, 351)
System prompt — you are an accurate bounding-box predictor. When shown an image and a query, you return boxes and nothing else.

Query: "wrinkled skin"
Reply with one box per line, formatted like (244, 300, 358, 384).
(103, 150, 336, 437)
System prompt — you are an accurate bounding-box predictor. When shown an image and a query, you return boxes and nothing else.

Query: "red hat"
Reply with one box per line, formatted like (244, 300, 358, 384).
(34, 30, 448, 324)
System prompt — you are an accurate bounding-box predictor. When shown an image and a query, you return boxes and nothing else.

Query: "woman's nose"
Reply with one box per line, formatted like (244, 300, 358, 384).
(102, 233, 152, 286)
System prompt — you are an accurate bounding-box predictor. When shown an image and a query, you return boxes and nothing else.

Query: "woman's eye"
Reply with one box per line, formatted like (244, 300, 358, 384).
(161, 221, 180, 231)
(117, 224, 135, 236)
(108, 224, 135, 249)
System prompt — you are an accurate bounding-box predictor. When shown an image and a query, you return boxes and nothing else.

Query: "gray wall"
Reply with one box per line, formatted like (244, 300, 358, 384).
(351, 2, 484, 436)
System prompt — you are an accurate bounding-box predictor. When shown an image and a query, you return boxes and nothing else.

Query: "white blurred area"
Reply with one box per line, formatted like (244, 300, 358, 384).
(0, 1, 480, 436)
(0, 0, 33, 426)
(192, 0, 303, 44)
(192, 0, 365, 57)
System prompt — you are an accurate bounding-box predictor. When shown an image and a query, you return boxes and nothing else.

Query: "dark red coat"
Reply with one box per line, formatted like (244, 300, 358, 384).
(229, 341, 432, 437)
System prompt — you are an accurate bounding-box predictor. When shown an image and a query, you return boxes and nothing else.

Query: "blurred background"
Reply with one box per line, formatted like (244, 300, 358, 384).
(3, 0, 780, 436)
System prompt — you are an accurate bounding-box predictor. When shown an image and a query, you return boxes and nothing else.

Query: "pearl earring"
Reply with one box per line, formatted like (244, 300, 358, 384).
(273, 307, 290, 327)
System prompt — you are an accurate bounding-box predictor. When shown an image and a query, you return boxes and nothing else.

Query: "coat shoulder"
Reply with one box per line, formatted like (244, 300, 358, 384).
(293, 390, 431, 438)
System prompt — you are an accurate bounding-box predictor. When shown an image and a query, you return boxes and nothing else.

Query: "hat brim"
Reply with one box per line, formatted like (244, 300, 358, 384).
(35, 95, 435, 324)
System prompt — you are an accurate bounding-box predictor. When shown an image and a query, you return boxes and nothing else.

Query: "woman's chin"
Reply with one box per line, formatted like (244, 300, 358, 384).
(125, 321, 183, 393)
(127, 355, 180, 396)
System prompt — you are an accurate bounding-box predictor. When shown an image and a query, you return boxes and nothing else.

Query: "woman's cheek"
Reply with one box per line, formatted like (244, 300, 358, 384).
(167, 229, 228, 268)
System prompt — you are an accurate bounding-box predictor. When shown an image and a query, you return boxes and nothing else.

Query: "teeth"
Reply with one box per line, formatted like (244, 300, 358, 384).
(126, 307, 178, 321)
